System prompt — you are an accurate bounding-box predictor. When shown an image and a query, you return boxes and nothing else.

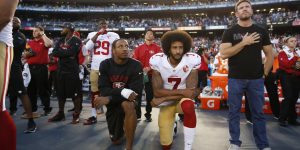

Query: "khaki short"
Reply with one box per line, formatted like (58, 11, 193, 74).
(0, 42, 13, 110)
(90, 69, 100, 92)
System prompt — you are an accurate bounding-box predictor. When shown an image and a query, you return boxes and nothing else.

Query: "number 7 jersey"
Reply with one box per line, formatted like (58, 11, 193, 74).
(83, 31, 120, 70)
(149, 52, 201, 90)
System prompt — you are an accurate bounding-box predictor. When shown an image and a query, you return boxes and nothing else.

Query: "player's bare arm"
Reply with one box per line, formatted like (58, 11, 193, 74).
(91, 32, 100, 43)
(151, 70, 183, 106)
(152, 70, 183, 98)
(262, 44, 274, 76)
(185, 69, 200, 99)
(0, 0, 18, 31)
(151, 68, 196, 107)
(41, 32, 53, 48)
(91, 28, 106, 43)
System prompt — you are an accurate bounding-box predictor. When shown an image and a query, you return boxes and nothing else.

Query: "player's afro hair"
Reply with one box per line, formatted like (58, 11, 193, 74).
(161, 30, 192, 57)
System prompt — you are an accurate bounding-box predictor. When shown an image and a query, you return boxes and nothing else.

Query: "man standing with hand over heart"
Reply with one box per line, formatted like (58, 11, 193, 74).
(219, 1, 273, 150)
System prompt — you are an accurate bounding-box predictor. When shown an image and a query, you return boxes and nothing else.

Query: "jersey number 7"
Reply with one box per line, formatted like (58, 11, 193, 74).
(168, 77, 181, 90)
(94, 41, 110, 55)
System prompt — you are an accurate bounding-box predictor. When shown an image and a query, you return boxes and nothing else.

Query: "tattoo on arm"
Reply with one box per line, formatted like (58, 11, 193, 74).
(186, 69, 198, 88)
(152, 70, 185, 98)
(152, 70, 164, 97)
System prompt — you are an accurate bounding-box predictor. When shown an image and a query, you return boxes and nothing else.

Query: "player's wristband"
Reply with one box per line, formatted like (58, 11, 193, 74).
(121, 88, 134, 99)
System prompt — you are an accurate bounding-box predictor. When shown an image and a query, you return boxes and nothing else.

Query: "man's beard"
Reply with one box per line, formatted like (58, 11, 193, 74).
(239, 12, 252, 21)
(170, 54, 183, 63)
(239, 16, 251, 21)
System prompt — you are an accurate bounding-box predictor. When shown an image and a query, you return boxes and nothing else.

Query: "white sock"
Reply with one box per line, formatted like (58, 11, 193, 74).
(91, 108, 97, 117)
(97, 106, 104, 113)
(184, 126, 196, 150)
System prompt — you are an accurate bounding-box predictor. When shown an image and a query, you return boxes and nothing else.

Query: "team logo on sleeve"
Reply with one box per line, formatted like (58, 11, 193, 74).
(113, 82, 125, 88)
(183, 65, 189, 72)
(60, 44, 70, 50)
(149, 50, 154, 55)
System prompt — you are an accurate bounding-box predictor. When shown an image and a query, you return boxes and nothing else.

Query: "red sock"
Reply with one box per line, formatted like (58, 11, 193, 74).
(181, 100, 196, 128)
(162, 143, 172, 150)
(0, 111, 16, 150)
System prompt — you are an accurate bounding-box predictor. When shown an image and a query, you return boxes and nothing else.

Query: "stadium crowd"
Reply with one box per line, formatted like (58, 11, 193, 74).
(1, 1, 300, 150)
(19, 10, 299, 31)
(17, 0, 270, 11)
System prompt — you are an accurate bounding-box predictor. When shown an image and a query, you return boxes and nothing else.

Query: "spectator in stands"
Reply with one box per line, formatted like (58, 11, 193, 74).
(133, 29, 161, 122)
(24, 26, 53, 117)
(219, 1, 273, 150)
(278, 36, 300, 127)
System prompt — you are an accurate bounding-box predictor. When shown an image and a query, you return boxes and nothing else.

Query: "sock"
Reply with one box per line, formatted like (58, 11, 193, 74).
(181, 100, 196, 150)
(91, 108, 97, 117)
(183, 126, 196, 150)
(91, 91, 99, 117)
(162, 144, 172, 150)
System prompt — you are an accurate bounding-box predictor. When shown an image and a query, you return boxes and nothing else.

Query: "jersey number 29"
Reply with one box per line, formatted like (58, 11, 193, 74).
(94, 41, 110, 55)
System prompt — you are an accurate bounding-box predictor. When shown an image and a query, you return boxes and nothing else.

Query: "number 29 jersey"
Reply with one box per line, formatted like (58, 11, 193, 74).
(149, 52, 201, 90)
(84, 31, 120, 70)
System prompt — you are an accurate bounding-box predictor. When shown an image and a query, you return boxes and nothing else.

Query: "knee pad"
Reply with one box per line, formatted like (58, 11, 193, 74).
(181, 100, 195, 115)
(181, 100, 196, 128)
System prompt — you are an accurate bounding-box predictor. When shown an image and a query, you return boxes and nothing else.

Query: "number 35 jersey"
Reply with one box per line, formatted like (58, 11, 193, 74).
(83, 31, 120, 70)
(149, 52, 201, 90)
